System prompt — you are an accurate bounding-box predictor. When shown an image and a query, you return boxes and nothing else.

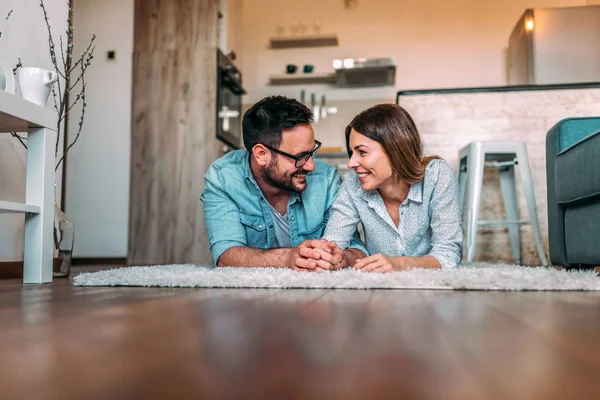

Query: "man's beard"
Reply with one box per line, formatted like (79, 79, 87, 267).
(263, 157, 308, 193)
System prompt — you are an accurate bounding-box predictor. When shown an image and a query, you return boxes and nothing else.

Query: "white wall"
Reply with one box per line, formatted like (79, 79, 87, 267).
(218, 0, 244, 64)
(0, 0, 68, 261)
(65, 0, 133, 257)
(227, 0, 243, 62)
(241, 0, 586, 104)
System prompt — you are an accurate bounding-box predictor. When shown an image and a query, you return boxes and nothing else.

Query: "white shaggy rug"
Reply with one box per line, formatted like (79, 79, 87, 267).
(73, 263, 600, 291)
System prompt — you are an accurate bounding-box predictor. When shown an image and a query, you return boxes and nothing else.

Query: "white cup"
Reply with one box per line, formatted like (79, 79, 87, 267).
(17, 67, 58, 107)
(0, 67, 16, 94)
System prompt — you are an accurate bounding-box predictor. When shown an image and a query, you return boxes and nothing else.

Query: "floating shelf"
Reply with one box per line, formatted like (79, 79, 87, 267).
(269, 72, 337, 86)
(269, 34, 338, 49)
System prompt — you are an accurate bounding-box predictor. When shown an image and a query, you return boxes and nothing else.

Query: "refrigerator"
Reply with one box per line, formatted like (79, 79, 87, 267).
(508, 5, 600, 85)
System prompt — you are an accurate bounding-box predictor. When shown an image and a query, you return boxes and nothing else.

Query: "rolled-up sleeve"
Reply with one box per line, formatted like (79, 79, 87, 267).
(427, 162, 463, 269)
(200, 166, 247, 264)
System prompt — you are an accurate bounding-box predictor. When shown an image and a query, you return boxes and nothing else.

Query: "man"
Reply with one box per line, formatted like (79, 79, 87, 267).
(201, 96, 367, 271)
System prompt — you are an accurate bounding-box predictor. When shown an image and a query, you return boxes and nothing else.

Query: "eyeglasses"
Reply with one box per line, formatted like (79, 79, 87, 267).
(261, 140, 322, 168)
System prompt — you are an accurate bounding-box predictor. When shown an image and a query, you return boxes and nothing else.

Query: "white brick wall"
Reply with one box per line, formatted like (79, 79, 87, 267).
(400, 88, 600, 265)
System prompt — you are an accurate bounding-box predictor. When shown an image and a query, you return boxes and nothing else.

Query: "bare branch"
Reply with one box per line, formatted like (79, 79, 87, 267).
(10, 133, 28, 149)
(39, 0, 62, 78)
(12, 58, 22, 75)
(56, 62, 88, 171)
(68, 74, 83, 92)
(53, 36, 67, 155)
(40, 0, 65, 158)
(69, 35, 96, 74)
(67, 90, 83, 114)
(65, 1, 74, 74)
(60, 34, 67, 73)
(52, 85, 59, 112)
(61, 83, 84, 122)
(38, 0, 65, 158)
(68, 48, 94, 92)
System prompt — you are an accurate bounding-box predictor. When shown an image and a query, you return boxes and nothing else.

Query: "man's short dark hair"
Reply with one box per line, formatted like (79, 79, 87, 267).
(242, 96, 313, 152)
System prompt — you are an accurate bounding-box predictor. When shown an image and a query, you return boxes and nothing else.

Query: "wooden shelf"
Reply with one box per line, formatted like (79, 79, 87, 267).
(269, 72, 337, 86)
(0, 201, 40, 214)
(269, 34, 338, 49)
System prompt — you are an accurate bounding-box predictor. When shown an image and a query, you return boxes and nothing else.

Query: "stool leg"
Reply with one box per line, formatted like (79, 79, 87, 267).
(459, 157, 467, 212)
(465, 144, 484, 263)
(516, 147, 548, 266)
(458, 158, 467, 264)
(499, 165, 521, 264)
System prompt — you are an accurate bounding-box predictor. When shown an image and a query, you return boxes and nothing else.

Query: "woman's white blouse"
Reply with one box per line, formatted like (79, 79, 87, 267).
(323, 159, 463, 269)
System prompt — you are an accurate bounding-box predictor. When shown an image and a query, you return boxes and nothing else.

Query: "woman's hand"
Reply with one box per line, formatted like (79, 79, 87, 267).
(353, 254, 413, 273)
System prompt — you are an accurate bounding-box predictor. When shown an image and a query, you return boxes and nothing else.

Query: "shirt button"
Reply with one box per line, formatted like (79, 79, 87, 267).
(401, 211, 404, 215)
(258, 224, 263, 229)
(269, 225, 273, 229)
(291, 217, 295, 221)
(259, 197, 264, 201)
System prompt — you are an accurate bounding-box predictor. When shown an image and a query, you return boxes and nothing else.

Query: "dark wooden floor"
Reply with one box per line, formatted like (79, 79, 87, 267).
(1, 267, 599, 399)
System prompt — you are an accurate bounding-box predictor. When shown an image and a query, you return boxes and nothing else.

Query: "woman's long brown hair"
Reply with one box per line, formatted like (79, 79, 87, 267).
(345, 104, 439, 185)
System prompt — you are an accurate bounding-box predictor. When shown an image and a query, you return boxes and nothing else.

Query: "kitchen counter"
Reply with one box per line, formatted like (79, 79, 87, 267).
(396, 81, 600, 102)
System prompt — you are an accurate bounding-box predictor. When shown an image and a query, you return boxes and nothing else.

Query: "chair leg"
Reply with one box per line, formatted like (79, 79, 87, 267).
(465, 144, 484, 263)
(516, 147, 548, 266)
(498, 164, 521, 264)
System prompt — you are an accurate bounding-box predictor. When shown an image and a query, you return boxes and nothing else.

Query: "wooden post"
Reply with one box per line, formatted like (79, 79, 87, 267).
(129, 0, 219, 265)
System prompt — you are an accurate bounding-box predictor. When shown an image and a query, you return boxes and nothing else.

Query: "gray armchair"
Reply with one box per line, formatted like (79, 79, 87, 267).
(546, 117, 600, 268)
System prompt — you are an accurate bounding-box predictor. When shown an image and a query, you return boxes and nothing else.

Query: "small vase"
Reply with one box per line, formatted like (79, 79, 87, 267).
(53, 199, 75, 278)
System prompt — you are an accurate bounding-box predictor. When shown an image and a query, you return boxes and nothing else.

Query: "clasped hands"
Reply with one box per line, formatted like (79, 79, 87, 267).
(289, 239, 412, 273)
(288, 239, 346, 273)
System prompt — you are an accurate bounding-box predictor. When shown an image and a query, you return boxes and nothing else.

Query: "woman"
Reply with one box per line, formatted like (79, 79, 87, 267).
(323, 104, 462, 272)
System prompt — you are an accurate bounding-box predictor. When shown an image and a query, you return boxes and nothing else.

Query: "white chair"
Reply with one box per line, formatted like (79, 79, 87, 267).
(458, 141, 548, 265)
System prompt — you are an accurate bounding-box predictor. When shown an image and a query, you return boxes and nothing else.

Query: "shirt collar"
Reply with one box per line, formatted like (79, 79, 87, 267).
(289, 191, 302, 204)
(243, 151, 261, 190)
(360, 180, 423, 204)
(407, 180, 423, 203)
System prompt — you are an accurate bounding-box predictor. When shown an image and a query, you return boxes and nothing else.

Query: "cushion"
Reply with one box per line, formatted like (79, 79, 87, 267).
(555, 128, 600, 204)
(552, 117, 600, 151)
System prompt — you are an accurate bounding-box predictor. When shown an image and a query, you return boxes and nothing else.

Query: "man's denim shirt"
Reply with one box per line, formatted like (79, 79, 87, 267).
(201, 149, 368, 265)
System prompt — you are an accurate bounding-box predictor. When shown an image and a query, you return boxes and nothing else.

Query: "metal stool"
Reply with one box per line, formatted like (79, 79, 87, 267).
(458, 141, 548, 265)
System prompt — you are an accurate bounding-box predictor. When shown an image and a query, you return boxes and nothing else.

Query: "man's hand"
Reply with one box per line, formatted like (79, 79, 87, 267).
(289, 239, 343, 272)
(353, 254, 413, 273)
